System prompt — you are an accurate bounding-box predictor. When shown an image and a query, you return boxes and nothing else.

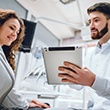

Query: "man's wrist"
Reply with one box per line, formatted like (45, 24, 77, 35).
(90, 74, 96, 87)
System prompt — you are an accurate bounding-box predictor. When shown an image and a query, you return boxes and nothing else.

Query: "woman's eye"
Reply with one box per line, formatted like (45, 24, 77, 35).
(10, 26, 14, 30)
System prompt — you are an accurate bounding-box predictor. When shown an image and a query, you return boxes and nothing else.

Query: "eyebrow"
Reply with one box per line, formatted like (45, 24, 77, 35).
(88, 17, 100, 22)
(89, 17, 100, 20)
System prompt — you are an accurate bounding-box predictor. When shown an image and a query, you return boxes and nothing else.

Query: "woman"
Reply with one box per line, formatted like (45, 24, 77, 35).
(0, 8, 50, 109)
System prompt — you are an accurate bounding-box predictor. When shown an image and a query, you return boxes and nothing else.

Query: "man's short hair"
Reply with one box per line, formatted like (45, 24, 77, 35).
(87, 2, 110, 19)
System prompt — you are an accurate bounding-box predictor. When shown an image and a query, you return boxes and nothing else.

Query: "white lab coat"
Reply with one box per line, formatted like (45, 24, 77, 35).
(0, 47, 29, 109)
(86, 39, 110, 109)
(71, 39, 110, 109)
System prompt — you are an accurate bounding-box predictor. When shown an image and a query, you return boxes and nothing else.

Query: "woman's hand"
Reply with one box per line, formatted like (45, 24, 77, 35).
(58, 61, 96, 87)
(29, 100, 50, 108)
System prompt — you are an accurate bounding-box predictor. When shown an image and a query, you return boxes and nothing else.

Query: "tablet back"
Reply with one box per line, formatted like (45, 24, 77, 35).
(42, 47, 82, 85)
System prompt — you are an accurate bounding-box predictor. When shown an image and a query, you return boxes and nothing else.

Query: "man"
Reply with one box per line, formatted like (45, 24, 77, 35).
(58, 2, 110, 109)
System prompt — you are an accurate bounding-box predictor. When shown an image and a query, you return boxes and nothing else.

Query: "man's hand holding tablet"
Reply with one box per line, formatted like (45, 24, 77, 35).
(58, 61, 96, 87)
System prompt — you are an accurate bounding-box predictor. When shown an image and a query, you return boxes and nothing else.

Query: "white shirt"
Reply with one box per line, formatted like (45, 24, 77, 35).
(0, 47, 29, 109)
(70, 39, 110, 109)
(85, 39, 110, 109)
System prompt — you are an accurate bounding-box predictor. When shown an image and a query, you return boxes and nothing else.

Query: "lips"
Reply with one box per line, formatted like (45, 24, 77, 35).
(7, 36, 14, 44)
(91, 30, 96, 32)
(7, 36, 13, 40)
(91, 28, 97, 32)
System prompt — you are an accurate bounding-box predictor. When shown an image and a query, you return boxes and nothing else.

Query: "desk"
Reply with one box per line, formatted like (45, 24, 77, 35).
(19, 90, 72, 107)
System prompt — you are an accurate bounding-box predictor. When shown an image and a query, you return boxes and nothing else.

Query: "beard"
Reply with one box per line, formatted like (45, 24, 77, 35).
(91, 23, 108, 40)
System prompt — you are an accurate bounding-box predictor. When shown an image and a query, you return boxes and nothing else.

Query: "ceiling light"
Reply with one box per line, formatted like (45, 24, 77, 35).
(59, 0, 75, 4)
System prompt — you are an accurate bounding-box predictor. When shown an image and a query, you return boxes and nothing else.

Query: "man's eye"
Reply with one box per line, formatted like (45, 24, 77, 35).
(88, 20, 91, 25)
(88, 21, 91, 25)
(94, 19, 99, 22)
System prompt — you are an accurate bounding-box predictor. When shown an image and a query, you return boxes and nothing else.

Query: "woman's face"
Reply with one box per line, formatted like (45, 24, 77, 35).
(0, 18, 20, 46)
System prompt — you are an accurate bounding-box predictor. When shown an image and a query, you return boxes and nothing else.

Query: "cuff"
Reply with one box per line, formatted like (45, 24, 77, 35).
(91, 76, 106, 92)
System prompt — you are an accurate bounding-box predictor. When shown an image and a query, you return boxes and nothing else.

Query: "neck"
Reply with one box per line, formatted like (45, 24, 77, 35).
(99, 31, 110, 46)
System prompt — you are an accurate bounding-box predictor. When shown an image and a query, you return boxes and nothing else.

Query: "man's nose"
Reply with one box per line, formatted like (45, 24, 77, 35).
(90, 22, 95, 30)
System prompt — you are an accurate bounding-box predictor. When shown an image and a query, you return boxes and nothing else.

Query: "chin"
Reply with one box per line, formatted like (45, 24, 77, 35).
(91, 35, 96, 39)
(91, 36, 97, 39)
(5, 43, 12, 46)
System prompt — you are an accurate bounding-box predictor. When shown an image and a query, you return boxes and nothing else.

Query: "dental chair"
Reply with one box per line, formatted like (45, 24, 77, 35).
(0, 51, 14, 106)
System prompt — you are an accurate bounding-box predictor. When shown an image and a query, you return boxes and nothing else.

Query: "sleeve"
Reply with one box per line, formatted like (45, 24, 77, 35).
(0, 48, 29, 109)
(92, 75, 110, 100)
(0, 51, 14, 104)
(2, 87, 29, 109)
(69, 84, 83, 90)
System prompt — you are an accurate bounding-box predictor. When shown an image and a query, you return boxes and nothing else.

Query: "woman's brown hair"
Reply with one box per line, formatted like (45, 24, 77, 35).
(0, 9, 25, 71)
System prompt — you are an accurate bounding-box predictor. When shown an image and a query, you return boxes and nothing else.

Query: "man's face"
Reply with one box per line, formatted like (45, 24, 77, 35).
(88, 11, 108, 39)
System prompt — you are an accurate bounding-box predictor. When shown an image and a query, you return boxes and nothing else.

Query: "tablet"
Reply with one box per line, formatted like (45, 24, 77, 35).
(42, 46, 82, 85)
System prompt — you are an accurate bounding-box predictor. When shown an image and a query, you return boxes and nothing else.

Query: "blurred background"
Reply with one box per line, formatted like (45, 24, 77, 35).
(1, 0, 110, 109)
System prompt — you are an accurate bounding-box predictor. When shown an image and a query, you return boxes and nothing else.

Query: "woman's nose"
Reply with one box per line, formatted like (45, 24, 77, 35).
(12, 31, 17, 36)
(11, 31, 17, 39)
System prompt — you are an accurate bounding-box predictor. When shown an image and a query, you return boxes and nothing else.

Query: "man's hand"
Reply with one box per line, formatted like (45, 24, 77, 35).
(29, 100, 50, 108)
(58, 61, 96, 87)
